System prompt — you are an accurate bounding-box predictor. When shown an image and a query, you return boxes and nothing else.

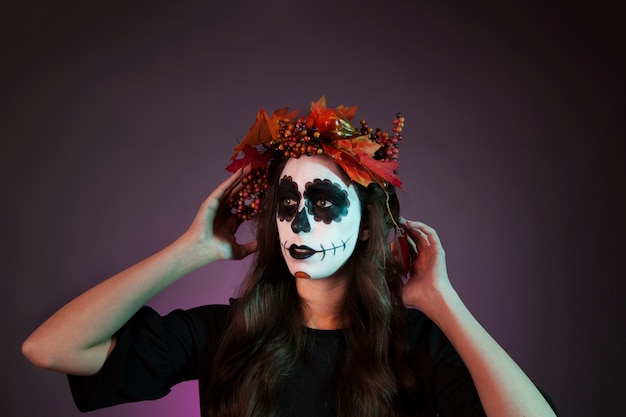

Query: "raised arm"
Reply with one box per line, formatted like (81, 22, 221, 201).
(400, 220, 557, 417)
(22, 166, 256, 376)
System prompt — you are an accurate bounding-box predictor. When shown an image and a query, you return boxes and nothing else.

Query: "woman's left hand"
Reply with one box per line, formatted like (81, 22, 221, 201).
(399, 219, 558, 417)
(399, 219, 456, 317)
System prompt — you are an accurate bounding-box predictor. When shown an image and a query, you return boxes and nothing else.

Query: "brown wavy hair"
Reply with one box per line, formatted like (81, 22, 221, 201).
(207, 155, 418, 416)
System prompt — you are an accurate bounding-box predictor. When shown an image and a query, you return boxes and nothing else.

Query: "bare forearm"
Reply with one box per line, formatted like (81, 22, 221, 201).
(432, 287, 556, 417)
(22, 234, 213, 375)
(23, 168, 256, 376)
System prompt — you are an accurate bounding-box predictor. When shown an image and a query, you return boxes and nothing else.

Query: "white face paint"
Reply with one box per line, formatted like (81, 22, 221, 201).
(276, 155, 362, 280)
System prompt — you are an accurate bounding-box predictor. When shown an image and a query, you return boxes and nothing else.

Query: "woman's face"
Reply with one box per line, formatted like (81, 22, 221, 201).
(276, 155, 363, 279)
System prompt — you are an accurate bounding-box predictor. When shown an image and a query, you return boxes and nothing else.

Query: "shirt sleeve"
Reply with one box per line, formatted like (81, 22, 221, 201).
(67, 304, 230, 412)
(407, 308, 487, 417)
(407, 309, 558, 417)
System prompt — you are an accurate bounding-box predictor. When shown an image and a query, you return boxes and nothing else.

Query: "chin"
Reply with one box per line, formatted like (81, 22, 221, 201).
(288, 264, 344, 280)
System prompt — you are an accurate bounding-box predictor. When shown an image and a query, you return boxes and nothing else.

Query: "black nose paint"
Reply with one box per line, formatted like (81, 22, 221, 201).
(291, 207, 311, 233)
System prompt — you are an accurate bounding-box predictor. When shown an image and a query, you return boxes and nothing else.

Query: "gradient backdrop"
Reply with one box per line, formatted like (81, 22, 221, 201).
(2, 1, 623, 416)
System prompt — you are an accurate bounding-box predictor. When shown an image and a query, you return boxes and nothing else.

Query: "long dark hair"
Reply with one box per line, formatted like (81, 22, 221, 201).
(207, 155, 418, 416)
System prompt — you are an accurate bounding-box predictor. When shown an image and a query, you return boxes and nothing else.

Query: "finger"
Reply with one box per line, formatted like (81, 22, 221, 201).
(401, 220, 430, 250)
(397, 223, 418, 255)
(233, 240, 258, 260)
(215, 165, 253, 204)
(411, 221, 443, 248)
(203, 166, 252, 222)
(241, 240, 258, 257)
(218, 211, 240, 234)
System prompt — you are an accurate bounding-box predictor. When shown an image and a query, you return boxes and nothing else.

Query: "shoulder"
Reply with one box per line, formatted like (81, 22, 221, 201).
(161, 302, 233, 341)
(183, 303, 232, 322)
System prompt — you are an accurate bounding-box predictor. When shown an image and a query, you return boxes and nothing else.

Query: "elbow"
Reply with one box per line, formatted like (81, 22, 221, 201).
(23, 333, 114, 376)
(22, 334, 56, 370)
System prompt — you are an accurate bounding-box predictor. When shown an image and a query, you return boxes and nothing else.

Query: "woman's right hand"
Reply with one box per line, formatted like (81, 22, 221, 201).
(22, 166, 258, 375)
(183, 165, 258, 263)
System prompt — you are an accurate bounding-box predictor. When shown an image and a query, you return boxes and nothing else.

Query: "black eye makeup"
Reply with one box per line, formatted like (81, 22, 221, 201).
(277, 176, 301, 222)
(304, 179, 350, 224)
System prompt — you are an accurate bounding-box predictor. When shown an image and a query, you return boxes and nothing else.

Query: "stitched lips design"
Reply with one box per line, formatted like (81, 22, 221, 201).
(283, 240, 348, 261)
(288, 245, 317, 259)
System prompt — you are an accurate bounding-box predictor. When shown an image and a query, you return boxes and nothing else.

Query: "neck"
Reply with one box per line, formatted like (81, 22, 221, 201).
(296, 274, 349, 330)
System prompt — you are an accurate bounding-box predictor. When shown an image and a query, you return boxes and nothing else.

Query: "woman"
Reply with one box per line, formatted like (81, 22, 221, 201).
(22, 97, 557, 417)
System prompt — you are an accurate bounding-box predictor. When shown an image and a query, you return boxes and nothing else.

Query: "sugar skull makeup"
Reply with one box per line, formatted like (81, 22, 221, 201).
(276, 155, 362, 280)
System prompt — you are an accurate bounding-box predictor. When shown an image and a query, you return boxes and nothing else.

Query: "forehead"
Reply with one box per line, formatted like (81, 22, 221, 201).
(279, 155, 351, 188)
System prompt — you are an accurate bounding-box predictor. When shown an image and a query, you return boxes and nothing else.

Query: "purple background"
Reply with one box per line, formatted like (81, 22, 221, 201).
(2, 1, 623, 416)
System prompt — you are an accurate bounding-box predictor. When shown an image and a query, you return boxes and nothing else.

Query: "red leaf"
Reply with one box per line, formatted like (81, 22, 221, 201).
(357, 156, 402, 188)
(391, 233, 412, 276)
(226, 145, 273, 172)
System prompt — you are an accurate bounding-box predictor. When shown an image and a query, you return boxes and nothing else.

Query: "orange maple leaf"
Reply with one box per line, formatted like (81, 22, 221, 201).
(335, 135, 381, 155)
(231, 107, 297, 160)
(321, 143, 375, 187)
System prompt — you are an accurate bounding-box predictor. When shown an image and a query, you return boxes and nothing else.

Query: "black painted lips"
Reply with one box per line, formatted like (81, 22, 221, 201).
(288, 244, 317, 259)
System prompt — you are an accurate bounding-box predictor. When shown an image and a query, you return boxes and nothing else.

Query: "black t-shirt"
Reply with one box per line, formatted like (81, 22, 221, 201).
(283, 327, 343, 416)
(66, 303, 504, 416)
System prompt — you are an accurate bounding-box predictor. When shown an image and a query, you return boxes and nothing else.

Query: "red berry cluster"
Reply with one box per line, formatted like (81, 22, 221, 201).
(271, 118, 324, 158)
(228, 166, 269, 220)
(360, 112, 404, 162)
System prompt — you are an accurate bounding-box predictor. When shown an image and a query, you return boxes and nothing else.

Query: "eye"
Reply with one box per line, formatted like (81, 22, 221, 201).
(315, 199, 334, 208)
(282, 198, 298, 207)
